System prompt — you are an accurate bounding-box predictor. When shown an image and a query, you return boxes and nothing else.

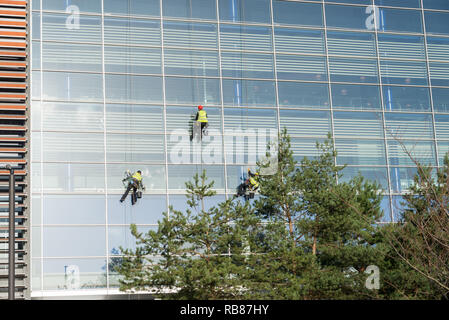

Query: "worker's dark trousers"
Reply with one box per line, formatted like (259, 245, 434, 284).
(120, 181, 138, 205)
(200, 122, 208, 138)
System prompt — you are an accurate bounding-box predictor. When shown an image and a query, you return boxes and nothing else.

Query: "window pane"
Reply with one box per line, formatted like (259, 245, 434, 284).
(385, 113, 433, 140)
(32, 13, 40, 40)
(43, 72, 103, 102)
(218, 0, 271, 23)
(340, 166, 388, 191)
(326, 0, 371, 4)
(41, 102, 104, 132)
(43, 132, 104, 162)
(325, 4, 370, 30)
(429, 61, 449, 86)
(165, 77, 221, 106)
(108, 226, 153, 254)
(167, 165, 225, 190)
(375, 0, 421, 8)
(434, 114, 449, 140)
(437, 141, 449, 164)
(105, 46, 162, 74)
(222, 52, 274, 79)
(378, 8, 422, 33)
(329, 57, 378, 83)
(106, 134, 165, 163)
(277, 54, 327, 81)
(280, 110, 330, 137)
(108, 195, 167, 225)
(220, 25, 272, 52)
(335, 139, 387, 165)
(327, 31, 376, 58)
(163, 0, 216, 20)
(331, 84, 381, 111)
(433, 87, 449, 113)
(164, 49, 218, 77)
(42, 42, 102, 72)
(106, 105, 164, 133)
(274, 28, 324, 55)
(43, 0, 101, 13)
(43, 163, 105, 193)
(278, 82, 329, 109)
(334, 111, 384, 139)
(423, 0, 449, 10)
(163, 21, 217, 49)
(382, 86, 431, 112)
(225, 108, 278, 131)
(106, 164, 166, 192)
(290, 137, 325, 161)
(222, 79, 275, 107)
(390, 167, 418, 193)
(427, 37, 449, 62)
(380, 60, 428, 85)
(42, 258, 107, 290)
(388, 140, 436, 166)
(377, 34, 425, 60)
(104, 17, 161, 47)
(104, 0, 160, 17)
(105, 74, 163, 104)
(43, 195, 105, 225)
(273, 1, 323, 27)
(42, 13, 101, 43)
(425, 11, 449, 35)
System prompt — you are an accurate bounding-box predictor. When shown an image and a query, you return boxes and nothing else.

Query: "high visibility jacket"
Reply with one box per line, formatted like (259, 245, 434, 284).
(249, 176, 259, 189)
(197, 110, 208, 123)
(132, 172, 142, 183)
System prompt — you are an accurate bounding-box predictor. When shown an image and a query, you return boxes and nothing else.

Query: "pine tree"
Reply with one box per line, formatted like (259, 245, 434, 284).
(116, 170, 258, 299)
(247, 129, 386, 299)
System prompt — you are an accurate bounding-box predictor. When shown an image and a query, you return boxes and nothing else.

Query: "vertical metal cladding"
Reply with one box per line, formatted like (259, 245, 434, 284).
(0, 0, 29, 300)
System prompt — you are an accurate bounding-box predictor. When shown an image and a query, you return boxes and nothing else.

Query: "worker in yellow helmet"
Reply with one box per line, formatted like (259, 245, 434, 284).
(120, 170, 144, 205)
(247, 169, 260, 191)
(195, 105, 209, 139)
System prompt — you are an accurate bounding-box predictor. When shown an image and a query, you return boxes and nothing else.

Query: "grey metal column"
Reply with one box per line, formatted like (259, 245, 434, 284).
(7, 165, 15, 300)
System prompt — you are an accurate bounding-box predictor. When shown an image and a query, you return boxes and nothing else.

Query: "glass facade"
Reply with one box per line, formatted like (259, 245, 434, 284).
(30, 0, 449, 296)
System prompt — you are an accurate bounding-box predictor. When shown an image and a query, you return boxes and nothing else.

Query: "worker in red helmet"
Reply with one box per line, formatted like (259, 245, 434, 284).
(195, 105, 209, 139)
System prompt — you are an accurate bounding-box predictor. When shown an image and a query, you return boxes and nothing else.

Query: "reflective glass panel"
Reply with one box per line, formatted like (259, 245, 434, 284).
(218, 0, 271, 23)
(106, 134, 165, 163)
(43, 195, 106, 225)
(335, 139, 387, 165)
(42, 42, 102, 72)
(105, 74, 163, 104)
(279, 110, 331, 138)
(385, 113, 434, 140)
(164, 49, 219, 77)
(377, 34, 425, 60)
(165, 77, 221, 106)
(433, 88, 449, 113)
(42, 163, 105, 193)
(331, 84, 381, 111)
(273, 1, 323, 27)
(42, 13, 101, 43)
(277, 54, 327, 81)
(43, 71, 103, 102)
(104, 18, 161, 47)
(222, 79, 276, 107)
(163, 21, 217, 49)
(388, 140, 436, 166)
(327, 31, 376, 58)
(163, 0, 216, 20)
(108, 195, 167, 225)
(333, 111, 384, 139)
(274, 28, 324, 55)
(382, 86, 431, 112)
(105, 46, 162, 74)
(425, 11, 449, 35)
(278, 82, 329, 109)
(380, 60, 428, 85)
(104, 0, 160, 17)
(378, 8, 422, 33)
(329, 57, 378, 83)
(43, 0, 101, 13)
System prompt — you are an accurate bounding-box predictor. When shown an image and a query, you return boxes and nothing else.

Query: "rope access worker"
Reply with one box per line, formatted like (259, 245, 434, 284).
(235, 169, 260, 200)
(120, 170, 145, 205)
(247, 169, 260, 192)
(195, 105, 209, 140)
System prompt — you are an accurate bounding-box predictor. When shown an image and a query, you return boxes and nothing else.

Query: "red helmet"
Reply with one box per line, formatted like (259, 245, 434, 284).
(198, 105, 203, 110)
